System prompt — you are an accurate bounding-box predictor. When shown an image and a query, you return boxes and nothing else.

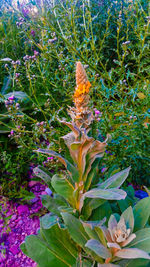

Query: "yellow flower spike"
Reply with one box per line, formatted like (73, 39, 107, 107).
(69, 62, 93, 128)
(137, 92, 146, 99)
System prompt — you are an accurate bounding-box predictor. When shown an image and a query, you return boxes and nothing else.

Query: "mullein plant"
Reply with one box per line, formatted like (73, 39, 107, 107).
(21, 62, 150, 267)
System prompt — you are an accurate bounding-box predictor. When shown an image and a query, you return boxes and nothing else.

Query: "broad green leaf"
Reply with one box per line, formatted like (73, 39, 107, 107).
(33, 166, 52, 188)
(133, 197, 150, 231)
(41, 224, 78, 265)
(82, 198, 106, 219)
(73, 259, 92, 267)
(36, 149, 79, 182)
(61, 212, 89, 248)
(90, 202, 112, 223)
(20, 235, 69, 267)
(83, 188, 127, 200)
(41, 195, 61, 216)
(82, 222, 99, 240)
(85, 239, 111, 259)
(95, 226, 107, 247)
(118, 258, 150, 267)
(51, 174, 76, 207)
(84, 158, 100, 191)
(40, 214, 58, 229)
(128, 228, 150, 252)
(1, 76, 11, 94)
(120, 206, 134, 232)
(115, 248, 150, 260)
(41, 194, 71, 216)
(98, 167, 131, 189)
(98, 264, 120, 267)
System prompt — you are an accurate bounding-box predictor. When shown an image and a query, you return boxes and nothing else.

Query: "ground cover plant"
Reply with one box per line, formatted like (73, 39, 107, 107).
(21, 62, 150, 266)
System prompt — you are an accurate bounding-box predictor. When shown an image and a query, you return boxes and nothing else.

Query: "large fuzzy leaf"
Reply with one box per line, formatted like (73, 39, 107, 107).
(33, 166, 52, 188)
(41, 195, 61, 216)
(118, 258, 150, 267)
(40, 214, 58, 229)
(133, 197, 150, 231)
(89, 202, 112, 223)
(83, 188, 127, 200)
(115, 248, 150, 259)
(21, 221, 78, 267)
(98, 167, 131, 189)
(41, 194, 70, 216)
(41, 224, 78, 265)
(82, 199, 106, 219)
(98, 264, 120, 267)
(36, 149, 79, 182)
(85, 239, 111, 259)
(128, 228, 150, 253)
(51, 174, 76, 207)
(20, 235, 70, 267)
(120, 206, 134, 233)
(61, 212, 89, 248)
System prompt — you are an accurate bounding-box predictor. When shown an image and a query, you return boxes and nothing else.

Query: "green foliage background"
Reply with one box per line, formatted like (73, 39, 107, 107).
(0, 0, 149, 199)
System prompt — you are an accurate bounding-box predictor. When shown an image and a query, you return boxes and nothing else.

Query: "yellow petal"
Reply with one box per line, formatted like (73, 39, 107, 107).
(137, 92, 146, 99)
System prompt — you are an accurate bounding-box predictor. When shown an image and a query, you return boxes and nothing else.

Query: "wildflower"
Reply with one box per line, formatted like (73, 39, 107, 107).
(34, 50, 39, 57)
(45, 187, 52, 196)
(30, 30, 35, 36)
(47, 157, 54, 161)
(15, 73, 20, 78)
(122, 41, 131, 46)
(10, 130, 14, 136)
(8, 95, 15, 101)
(48, 37, 58, 44)
(16, 60, 21, 65)
(15, 103, 20, 109)
(4, 64, 8, 68)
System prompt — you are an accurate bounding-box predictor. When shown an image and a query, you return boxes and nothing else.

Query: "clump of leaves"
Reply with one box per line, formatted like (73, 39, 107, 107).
(21, 62, 150, 266)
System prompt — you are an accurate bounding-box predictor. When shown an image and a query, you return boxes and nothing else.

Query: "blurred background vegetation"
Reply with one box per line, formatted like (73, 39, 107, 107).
(0, 0, 149, 199)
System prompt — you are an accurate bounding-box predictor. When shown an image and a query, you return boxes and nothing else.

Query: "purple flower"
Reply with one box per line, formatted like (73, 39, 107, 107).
(8, 95, 15, 101)
(135, 190, 148, 199)
(101, 167, 107, 173)
(22, 8, 29, 18)
(95, 110, 101, 115)
(31, 30, 35, 36)
(16, 60, 21, 65)
(47, 157, 54, 160)
(45, 188, 52, 196)
(10, 130, 14, 136)
(34, 50, 39, 57)
(15, 73, 20, 78)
